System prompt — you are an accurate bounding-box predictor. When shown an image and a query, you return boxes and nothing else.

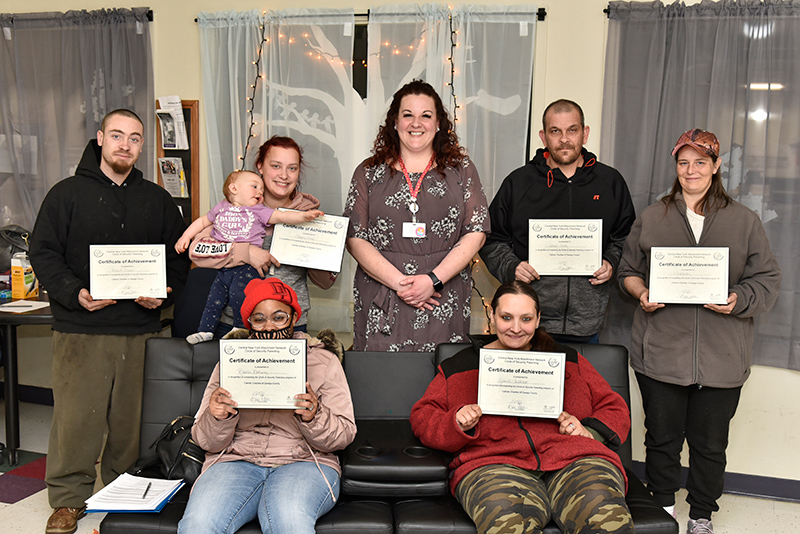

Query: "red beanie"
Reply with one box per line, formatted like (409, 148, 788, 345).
(240, 278, 302, 328)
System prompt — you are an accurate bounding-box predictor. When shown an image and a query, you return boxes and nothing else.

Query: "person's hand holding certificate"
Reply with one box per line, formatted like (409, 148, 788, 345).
(649, 247, 729, 304)
(477, 349, 565, 418)
(219, 339, 307, 409)
(89, 245, 167, 300)
(529, 219, 602, 276)
(270, 212, 349, 272)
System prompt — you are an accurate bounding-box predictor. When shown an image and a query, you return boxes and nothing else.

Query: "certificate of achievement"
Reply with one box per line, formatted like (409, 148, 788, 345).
(528, 219, 602, 275)
(270, 213, 349, 272)
(89, 245, 167, 300)
(219, 339, 307, 409)
(649, 247, 729, 304)
(477, 349, 565, 418)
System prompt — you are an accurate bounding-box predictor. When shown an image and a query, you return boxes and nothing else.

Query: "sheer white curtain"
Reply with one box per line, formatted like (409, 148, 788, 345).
(0, 8, 154, 229)
(366, 4, 451, 144)
(601, 0, 800, 370)
(197, 10, 262, 207)
(366, 4, 537, 333)
(367, 4, 537, 198)
(198, 8, 356, 331)
(453, 5, 538, 197)
(198, 5, 537, 333)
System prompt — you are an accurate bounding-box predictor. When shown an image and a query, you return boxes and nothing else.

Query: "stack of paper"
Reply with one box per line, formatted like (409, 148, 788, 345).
(156, 96, 189, 150)
(86, 473, 184, 513)
(0, 300, 50, 313)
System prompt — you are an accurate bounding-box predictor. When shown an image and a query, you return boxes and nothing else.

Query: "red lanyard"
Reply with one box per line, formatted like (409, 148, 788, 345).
(398, 155, 435, 201)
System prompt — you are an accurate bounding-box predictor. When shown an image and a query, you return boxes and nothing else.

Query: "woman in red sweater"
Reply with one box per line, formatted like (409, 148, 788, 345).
(411, 281, 633, 534)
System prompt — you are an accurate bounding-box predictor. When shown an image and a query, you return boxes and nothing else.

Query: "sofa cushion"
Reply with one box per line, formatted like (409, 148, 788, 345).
(343, 351, 434, 419)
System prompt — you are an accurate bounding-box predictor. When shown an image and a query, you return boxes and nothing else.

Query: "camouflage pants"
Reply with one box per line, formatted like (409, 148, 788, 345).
(455, 458, 633, 534)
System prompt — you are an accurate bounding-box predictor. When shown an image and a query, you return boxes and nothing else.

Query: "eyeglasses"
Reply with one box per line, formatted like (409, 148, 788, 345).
(250, 311, 292, 328)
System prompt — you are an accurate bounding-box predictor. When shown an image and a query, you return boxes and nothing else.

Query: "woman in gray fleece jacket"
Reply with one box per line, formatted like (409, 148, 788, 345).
(617, 129, 781, 534)
(178, 278, 356, 534)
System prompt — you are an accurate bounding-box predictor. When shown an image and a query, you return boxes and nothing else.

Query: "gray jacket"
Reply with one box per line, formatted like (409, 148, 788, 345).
(617, 194, 781, 387)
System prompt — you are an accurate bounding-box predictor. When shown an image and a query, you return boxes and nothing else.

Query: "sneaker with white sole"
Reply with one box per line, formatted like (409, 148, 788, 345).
(186, 331, 214, 344)
(688, 518, 714, 534)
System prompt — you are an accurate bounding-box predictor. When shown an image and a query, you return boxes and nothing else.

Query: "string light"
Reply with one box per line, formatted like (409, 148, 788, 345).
(448, 10, 486, 330)
(240, 19, 269, 167)
(470, 259, 492, 334)
(448, 11, 459, 125)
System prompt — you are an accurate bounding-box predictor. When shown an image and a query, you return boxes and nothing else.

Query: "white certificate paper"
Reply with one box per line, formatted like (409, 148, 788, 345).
(477, 349, 565, 418)
(270, 213, 349, 272)
(219, 339, 307, 409)
(649, 247, 729, 304)
(529, 219, 602, 275)
(89, 245, 167, 300)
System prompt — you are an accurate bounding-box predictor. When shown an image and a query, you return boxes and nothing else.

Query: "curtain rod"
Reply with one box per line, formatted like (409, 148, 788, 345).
(195, 9, 547, 23)
(4, 9, 153, 22)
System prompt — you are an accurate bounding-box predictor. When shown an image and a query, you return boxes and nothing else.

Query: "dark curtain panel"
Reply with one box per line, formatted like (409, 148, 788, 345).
(0, 8, 154, 229)
(601, 0, 800, 370)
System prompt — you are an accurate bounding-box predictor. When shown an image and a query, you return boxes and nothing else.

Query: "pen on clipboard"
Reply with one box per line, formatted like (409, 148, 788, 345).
(142, 482, 152, 499)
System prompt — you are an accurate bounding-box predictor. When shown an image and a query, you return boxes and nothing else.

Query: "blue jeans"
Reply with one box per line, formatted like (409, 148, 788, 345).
(178, 460, 340, 534)
(198, 265, 260, 333)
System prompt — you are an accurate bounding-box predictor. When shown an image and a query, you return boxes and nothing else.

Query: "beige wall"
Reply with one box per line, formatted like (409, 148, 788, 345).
(7, 0, 800, 484)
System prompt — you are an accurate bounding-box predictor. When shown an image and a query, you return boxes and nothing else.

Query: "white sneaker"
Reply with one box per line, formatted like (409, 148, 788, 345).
(186, 332, 214, 344)
(688, 518, 714, 534)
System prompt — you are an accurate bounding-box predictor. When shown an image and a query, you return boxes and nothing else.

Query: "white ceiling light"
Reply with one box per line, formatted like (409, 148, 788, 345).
(749, 82, 784, 91)
(749, 109, 768, 122)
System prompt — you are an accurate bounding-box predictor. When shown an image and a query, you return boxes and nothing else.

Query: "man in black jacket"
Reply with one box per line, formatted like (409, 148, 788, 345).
(480, 100, 634, 343)
(30, 109, 189, 534)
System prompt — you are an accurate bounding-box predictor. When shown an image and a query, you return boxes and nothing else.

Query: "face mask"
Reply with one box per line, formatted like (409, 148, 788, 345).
(249, 324, 294, 340)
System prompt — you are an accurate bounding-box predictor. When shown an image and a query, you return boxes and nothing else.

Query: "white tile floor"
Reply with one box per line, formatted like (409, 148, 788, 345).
(2, 400, 799, 533)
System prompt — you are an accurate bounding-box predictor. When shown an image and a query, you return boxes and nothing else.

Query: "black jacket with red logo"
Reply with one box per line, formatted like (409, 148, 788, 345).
(480, 148, 635, 336)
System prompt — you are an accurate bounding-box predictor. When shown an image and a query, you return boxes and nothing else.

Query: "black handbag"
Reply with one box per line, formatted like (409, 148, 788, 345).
(0, 224, 31, 273)
(133, 416, 206, 484)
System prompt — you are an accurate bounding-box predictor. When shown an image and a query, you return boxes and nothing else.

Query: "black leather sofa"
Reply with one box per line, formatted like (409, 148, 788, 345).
(100, 338, 678, 534)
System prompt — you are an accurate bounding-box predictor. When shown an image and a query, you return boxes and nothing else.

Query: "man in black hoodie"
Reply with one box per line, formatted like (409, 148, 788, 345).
(480, 100, 634, 343)
(30, 109, 189, 534)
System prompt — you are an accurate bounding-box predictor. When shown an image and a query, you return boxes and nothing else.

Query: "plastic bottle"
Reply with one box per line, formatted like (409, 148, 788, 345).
(11, 251, 39, 299)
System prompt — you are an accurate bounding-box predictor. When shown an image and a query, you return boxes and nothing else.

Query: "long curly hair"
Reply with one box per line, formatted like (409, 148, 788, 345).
(366, 80, 465, 176)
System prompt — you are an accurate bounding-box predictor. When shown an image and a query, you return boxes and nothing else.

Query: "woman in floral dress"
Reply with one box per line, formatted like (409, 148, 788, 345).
(343, 80, 489, 351)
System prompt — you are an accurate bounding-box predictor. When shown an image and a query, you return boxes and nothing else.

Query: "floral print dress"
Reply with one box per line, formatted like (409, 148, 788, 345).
(343, 158, 489, 351)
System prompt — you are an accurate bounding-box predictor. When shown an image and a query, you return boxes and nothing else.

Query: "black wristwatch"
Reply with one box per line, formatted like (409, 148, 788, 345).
(427, 272, 444, 292)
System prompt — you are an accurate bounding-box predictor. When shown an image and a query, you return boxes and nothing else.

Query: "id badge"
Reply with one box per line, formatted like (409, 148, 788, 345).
(402, 222, 426, 239)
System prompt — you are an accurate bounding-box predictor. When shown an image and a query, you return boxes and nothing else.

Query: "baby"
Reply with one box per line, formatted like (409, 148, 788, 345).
(176, 170, 322, 343)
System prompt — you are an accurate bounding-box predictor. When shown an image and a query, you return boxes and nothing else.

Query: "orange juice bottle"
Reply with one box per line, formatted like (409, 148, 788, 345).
(11, 251, 39, 299)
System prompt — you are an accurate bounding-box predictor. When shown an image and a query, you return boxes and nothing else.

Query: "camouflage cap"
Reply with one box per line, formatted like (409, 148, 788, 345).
(671, 128, 720, 158)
